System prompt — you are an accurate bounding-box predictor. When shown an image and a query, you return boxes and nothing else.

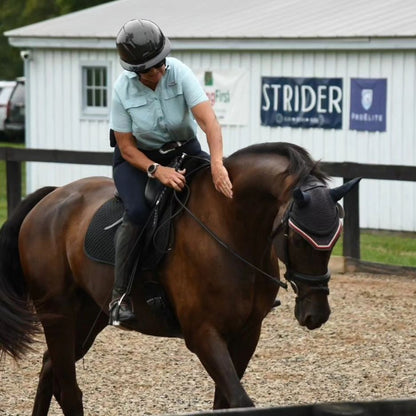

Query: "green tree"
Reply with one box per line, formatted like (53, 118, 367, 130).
(0, 0, 112, 80)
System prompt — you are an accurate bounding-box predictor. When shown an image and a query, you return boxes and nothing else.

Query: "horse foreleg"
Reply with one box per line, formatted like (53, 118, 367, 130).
(186, 325, 254, 409)
(213, 323, 262, 409)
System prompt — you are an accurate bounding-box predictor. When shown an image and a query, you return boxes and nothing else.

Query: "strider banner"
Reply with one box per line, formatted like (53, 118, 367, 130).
(350, 78, 387, 132)
(260, 77, 343, 129)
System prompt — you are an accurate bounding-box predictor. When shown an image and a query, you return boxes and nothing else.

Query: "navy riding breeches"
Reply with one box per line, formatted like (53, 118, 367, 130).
(113, 138, 209, 225)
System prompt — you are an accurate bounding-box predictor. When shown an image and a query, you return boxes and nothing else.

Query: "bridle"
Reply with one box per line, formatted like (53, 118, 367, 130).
(271, 200, 332, 298)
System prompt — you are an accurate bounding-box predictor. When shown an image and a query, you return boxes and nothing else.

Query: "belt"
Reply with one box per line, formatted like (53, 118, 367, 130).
(159, 141, 187, 155)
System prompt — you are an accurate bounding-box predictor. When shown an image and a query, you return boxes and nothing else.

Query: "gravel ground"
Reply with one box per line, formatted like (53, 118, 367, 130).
(1, 272, 416, 416)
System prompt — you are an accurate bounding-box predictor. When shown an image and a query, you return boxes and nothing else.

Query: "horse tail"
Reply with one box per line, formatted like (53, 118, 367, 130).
(0, 186, 56, 360)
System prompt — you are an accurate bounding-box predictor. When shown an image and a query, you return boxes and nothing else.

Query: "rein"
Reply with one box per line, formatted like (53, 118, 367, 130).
(173, 185, 288, 289)
(159, 155, 331, 295)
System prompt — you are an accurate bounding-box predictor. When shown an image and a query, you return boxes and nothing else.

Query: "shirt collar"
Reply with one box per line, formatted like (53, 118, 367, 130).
(125, 70, 138, 79)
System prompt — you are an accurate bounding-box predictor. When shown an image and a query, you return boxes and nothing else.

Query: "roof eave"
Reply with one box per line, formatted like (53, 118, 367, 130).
(7, 36, 416, 51)
(7, 36, 115, 49)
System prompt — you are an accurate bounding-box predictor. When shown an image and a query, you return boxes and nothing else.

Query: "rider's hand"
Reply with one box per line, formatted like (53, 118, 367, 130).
(211, 161, 233, 198)
(154, 166, 186, 191)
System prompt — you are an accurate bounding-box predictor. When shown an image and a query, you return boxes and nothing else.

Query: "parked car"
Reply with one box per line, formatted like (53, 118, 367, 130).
(0, 80, 16, 140)
(4, 77, 25, 143)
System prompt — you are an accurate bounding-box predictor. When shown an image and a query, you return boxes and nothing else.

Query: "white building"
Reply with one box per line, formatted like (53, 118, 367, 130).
(5, 0, 416, 231)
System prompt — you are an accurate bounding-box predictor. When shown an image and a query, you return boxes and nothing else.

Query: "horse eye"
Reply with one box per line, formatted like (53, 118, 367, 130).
(290, 232, 306, 248)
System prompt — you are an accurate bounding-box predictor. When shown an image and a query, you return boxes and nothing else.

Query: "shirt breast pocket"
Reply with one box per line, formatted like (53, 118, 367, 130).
(161, 84, 187, 121)
(124, 97, 157, 133)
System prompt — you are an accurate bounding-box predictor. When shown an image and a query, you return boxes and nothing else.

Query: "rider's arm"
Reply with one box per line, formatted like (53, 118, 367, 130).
(192, 102, 233, 199)
(114, 131, 152, 172)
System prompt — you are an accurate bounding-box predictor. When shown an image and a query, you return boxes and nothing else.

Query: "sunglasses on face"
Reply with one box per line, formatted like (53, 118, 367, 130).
(137, 58, 166, 74)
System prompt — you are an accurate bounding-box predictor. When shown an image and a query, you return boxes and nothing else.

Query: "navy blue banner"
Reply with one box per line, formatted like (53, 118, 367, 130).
(261, 77, 343, 129)
(350, 78, 387, 132)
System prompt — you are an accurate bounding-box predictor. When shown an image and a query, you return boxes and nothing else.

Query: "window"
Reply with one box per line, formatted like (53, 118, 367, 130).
(81, 65, 110, 116)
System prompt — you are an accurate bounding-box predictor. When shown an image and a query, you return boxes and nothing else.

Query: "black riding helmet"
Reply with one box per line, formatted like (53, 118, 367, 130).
(116, 19, 171, 72)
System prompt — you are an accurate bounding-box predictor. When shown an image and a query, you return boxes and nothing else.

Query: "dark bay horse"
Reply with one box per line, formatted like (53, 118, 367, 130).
(0, 142, 358, 415)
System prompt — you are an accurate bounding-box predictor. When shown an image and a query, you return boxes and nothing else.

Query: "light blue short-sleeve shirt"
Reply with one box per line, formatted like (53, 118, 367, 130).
(110, 57, 208, 150)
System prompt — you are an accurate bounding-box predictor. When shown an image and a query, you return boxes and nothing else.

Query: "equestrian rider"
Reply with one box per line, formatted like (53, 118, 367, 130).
(109, 19, 233, 325)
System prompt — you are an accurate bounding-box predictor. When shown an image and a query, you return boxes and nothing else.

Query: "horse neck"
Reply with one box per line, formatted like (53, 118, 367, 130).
(223, 155, 293, 255)
(227, 153, 294, 207)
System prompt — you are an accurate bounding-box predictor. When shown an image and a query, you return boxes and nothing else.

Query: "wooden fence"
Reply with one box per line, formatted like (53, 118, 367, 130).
(2, 146, 416, 272)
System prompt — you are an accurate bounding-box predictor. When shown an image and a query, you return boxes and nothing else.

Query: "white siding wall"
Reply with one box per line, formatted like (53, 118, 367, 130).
(26, 48, 416, 231)
(26, 49, 115, 191)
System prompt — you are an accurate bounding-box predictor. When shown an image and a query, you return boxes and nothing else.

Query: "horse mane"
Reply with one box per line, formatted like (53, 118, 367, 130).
(228, 142, 328, 184)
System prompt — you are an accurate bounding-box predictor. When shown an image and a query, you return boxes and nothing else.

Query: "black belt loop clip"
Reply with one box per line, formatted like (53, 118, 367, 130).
(159, 141, 184, 155)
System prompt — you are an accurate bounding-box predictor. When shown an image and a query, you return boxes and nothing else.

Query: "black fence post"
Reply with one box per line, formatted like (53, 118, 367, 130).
(342, 177, 360, 259)
(6, 160, 22, 218)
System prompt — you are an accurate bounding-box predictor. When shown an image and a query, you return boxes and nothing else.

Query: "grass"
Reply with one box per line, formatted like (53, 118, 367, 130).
(332, 230, 416, 267)
(1, 142, 416, 268)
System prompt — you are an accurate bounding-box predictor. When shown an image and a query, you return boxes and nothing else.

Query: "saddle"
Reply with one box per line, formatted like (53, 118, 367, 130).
(84, 153, 209, 269)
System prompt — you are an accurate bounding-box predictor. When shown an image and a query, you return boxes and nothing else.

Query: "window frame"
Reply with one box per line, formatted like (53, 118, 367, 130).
(80, 62, 111, 118)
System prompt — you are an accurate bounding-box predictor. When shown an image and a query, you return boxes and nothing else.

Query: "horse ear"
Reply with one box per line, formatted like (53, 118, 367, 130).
(330, 177, 362, 202)
(293, 188, 311, 208)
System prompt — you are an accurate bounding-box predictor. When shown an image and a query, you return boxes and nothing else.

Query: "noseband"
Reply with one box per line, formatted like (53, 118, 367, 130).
(272, 201, 332, 297)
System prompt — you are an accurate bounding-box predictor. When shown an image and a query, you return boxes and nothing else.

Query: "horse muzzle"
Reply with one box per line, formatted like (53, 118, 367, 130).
(294, 291, 331, 329)
(286, 270, 331, 329)
(296, 303, 331, 329)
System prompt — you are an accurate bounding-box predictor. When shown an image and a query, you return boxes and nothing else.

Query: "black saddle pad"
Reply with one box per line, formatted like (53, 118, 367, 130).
(84, 192, 178, 267)
(84, 154, 210, 267)
(84, 197, 124, 265)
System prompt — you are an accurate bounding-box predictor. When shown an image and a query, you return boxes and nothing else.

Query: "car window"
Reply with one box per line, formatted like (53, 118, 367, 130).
(0, 86, 14, 104)
(10, 83, 25, 104)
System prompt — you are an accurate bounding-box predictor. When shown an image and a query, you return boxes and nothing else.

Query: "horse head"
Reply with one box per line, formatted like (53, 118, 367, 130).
(273, 176, 361, 329)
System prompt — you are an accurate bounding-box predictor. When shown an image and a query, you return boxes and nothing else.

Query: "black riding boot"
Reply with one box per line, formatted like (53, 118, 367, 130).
(109, 219, 142, 326)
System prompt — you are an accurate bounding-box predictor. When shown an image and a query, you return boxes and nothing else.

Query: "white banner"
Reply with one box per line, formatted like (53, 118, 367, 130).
(195, 69, 249, 126)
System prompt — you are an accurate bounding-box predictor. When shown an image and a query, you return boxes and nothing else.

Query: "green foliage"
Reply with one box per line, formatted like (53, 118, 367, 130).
(0, 0, 112, 80)
(56, 0, 110, 15)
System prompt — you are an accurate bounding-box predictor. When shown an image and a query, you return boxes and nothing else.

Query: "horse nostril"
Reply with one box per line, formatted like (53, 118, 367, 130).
(305, 314, 326, 329)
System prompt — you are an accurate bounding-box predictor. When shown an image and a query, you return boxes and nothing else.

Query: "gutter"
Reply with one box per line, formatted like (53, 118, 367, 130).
(7, 36, 416, 51)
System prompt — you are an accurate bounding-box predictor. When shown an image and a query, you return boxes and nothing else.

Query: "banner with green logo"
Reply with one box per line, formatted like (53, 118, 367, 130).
(195, 69, 249, 125)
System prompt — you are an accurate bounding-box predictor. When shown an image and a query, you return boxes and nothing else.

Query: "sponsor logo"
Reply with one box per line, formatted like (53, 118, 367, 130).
(361, 89, 373, 111)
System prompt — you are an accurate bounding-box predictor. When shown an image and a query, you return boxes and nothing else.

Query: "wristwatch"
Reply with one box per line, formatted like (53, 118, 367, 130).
(147, 163, 159, 178)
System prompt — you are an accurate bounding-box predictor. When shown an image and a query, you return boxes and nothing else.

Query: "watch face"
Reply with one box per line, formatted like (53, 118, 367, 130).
(148, 163, 158, 175)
